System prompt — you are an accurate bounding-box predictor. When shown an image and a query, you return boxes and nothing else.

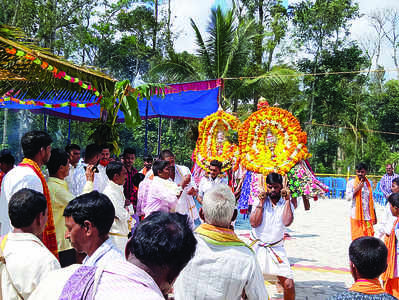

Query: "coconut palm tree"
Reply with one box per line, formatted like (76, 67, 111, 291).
(151, 6, 293, 112)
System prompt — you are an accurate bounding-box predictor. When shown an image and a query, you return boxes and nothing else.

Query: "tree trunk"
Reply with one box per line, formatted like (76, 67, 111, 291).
(166, 0, 172, 54)
(11, 0, 20, 26)
(153, 0, 158, 53)
(233, 98, 238, 112)
(255, 0, 264, 66)
(252, 1, 264, 112)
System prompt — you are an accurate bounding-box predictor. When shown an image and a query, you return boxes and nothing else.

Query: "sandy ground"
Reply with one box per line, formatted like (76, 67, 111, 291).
(235, 197, 388, 300)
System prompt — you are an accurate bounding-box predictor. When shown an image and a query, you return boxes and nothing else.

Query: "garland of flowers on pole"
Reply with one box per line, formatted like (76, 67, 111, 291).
(193, 109, 241, 172)
(2, 47, 102, 108)
(238, 102, 310, 175)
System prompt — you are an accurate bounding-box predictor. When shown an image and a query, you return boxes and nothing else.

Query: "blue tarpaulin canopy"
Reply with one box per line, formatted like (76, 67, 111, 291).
(0, 79, 221, 121)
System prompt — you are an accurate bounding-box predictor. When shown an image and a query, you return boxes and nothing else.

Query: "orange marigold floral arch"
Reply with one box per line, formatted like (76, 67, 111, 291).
(193, 109, 241, 172)
(238, 104, 310, 175)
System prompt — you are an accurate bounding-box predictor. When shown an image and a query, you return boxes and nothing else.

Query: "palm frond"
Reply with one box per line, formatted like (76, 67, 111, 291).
(207, 7, 235, 78)
(149, 53, 201, 83)
(190, 19, 213, 78)
(222, 18, 256, 78)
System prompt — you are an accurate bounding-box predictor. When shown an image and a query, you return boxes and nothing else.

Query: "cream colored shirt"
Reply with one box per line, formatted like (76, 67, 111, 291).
(0, 166, 43, 235)
(1, 232, 60, 299)
(47, 177, 93, 252)
(174, 234, 268, 300)
(103, 181, 131, 253)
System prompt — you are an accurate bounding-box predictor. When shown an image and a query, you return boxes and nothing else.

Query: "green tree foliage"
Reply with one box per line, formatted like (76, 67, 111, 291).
(151, 6, 293, 112)
(373, 80, 399, 145)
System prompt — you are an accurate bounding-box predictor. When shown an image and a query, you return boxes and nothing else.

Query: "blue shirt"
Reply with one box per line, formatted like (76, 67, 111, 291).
(328, 291, 397, 300)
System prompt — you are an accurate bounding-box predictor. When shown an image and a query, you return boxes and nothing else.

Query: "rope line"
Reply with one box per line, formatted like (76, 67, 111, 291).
(306, 122, 399, 136)
(222, 68, 398, 80)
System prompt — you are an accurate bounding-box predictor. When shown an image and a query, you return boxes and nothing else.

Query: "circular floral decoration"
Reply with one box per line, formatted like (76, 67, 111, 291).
(238, 105, 309, 176)
(193, 110, 241, 172)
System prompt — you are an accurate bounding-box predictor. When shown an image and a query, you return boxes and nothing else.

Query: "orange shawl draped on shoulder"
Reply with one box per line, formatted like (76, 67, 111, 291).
(382, 218, 399, 283)
(349, 278, 384, 295)
(19, 158, 58, 259)
(353, 176, 375, 222)
(351, 177, 375, 240)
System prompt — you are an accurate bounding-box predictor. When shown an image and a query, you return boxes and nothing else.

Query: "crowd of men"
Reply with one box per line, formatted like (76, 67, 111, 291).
(0, 129, 397, 300)
(340, 162, 399, 299)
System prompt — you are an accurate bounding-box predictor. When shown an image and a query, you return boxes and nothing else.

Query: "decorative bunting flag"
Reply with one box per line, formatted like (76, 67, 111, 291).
(4, 47, 103, 105)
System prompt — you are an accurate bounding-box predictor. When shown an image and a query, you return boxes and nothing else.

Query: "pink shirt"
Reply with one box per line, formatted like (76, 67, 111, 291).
(95, 260, 164, 300)
(143, 176, 179, 217)
(137, 177, 152, 217)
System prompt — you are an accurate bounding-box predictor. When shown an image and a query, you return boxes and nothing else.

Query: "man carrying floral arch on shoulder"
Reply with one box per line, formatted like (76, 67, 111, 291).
(250, 172, 295, 300)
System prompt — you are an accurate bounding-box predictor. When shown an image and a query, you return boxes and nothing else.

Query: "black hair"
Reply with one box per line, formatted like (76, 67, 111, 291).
(266, 172, 283, 185)
(159, 149, 174, 160)
(349, 236, 388, 279)
(152, 160, 170, 176)
(9, 188, 47, 228)
(355, 162, 368, 171)
(63, 191, 115, 236)
(210, 160, 222, 170)
(127, 212, 197, 278)
(388, 193, 399, 209)
(133, 173, 145, 187)
(84, 144, 101, 161)
(106, 161, 124, 181)
(21, 130, 52, 159)
(392, 177, 399, 186)
(65, 144, 80, 153)
(144, 156, 153, 163)
(0, 149, 15, 165)
(123, 147, 136, 157)
(46, 148, 69, 177)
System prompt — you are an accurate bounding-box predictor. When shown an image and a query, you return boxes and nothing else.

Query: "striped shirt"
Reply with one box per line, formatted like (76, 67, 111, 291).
(379, 173, 399, 199)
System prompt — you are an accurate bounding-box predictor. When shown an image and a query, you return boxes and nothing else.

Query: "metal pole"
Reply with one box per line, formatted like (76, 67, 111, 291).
(144, 99, 149, 156)
(43, 111, 47, 131)
(157, 116, 162, 156)
(67, 105, 72, 145)
(2, 108, 8, 149)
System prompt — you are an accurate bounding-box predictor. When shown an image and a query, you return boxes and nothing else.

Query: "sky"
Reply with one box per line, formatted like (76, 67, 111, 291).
(169, 0, 399, 76)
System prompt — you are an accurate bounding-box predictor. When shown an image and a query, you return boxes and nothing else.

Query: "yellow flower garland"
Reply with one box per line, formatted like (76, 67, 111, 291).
(238, 106, 309, 175)
(193, 110, 241, 172)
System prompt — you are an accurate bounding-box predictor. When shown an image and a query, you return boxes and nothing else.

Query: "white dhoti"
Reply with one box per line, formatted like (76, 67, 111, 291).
(175, 192, 199, 228)
(251, 236, 293, 279)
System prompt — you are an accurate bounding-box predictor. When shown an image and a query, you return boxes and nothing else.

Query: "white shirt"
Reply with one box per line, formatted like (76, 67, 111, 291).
(94, 164, 109, 193)
(74, 163, 109, 195)
(82, 238, 124, 267)
(1, 232, 60, 299)
(64, 162, 85, 197)
(198, 175, 229, 198)
(174, 234, 268, 300)
(28, 264, 80, 300)
(173, 165, 199, 222)
(345, 178, 371, 220)
(251, 197, 294, 244)
(383, 204, 397, 235)
(103, 181, 131, 253)
(0, 166, 43, 235)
